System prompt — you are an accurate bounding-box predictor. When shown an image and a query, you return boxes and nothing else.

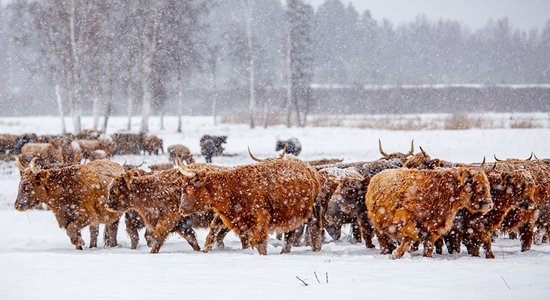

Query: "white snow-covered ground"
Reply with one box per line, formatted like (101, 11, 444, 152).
(1, 115, 550, 300)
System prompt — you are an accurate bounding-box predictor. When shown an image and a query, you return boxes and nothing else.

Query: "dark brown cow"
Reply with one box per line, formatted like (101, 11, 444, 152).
(106, 168, 201, 253)
(140, 133, 164, 155)
(167, 144, 195, 164)
(178, 158, 321, 255)
(0, 134, 19, 154)
(443, 166, 537, 258)
(366, 167, 493, 258)
(14, 159, 123, 249)
(148, 163, 174, 172)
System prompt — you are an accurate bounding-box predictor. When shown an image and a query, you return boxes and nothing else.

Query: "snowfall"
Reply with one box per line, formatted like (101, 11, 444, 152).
(1, 115, 549, 300)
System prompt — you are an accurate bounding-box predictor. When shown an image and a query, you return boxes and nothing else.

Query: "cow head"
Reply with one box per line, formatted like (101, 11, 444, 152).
(106, 171, 139, 212)
(14, 158, 48, 211)
(177, 164, 212, 216)
(458, 168, 493, 213)
(378, 139, 414, 163)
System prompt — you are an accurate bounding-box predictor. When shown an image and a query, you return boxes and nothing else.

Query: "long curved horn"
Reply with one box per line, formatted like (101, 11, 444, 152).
(408, 140, 415, 155)
(278, 145, 287, 159)
(480, 156, 486, 167)
(378, 139, 389, 158)
(14, 156, 26, 172)
(534, 153, 540, 161)
(493, 154, 503, 162)
(248, 147, 264, 162)
(419, 146, 427, 156)
(525, 152, 533, 161)
(29, 157, 41, 175)
(177, 161, 196, 178)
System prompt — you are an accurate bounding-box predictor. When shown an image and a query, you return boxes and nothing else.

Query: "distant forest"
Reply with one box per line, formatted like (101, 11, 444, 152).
(0, 0, 549, 128)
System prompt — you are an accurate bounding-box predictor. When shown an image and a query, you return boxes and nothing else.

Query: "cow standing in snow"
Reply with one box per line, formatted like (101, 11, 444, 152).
(366, 167, 493, 258)
(14, 159, 124, 249)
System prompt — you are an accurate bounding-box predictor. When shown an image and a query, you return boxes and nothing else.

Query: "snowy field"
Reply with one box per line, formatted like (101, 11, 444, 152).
(1, 115, 550, 300)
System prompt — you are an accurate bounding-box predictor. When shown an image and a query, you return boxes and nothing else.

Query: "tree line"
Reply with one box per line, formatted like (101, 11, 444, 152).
(0, 0, 549, 132)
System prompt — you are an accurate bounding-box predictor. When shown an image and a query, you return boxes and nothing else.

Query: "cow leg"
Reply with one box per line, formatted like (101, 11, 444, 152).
(176, 227, 201, 252)
(307, 213, 323, 252)
(393, 221, 418, 259)
(519, 222, 534, 252)
(358, 212, 375, 249)
(66, 223, 85, 250)
(125, 214, 140, 250)
(204, 216, 225, 252)
(434, 238, 444, 255)
(215, 225, 231, 250)
(144, 230, 153, 247)
(281, 228, 300, 254)
(481, 231, 495, 259)
(89, 225, 99, 248)
(103, 221, 119, 247)
(350, 221, 362, 244)
(325, 224, 342, 241)
(293, 225, 305, 247)
(149, 234, 167, 254)
(376, 230, 395, 255)
(423, 236, 437, 258)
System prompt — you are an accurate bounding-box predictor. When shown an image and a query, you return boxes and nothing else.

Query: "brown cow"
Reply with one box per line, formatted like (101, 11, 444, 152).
(443, 166, 537, 258)
(140, 133, 164, 155)
(106, 168, 201, 253)
(366, 167, 493, 258)
(148, 163, 174, 172)
(14, 159, 123, 249)
(78, 139, 116, 160)
(0, 134, 19, 155)
(178, 158, 321, 255)
(49, 137, 81, 165)
(168, 144, 195, 164)
(18, 143, 63, 168)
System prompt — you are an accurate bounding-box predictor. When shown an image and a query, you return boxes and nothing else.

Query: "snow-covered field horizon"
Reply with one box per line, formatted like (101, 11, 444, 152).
(1, 115, 549, 300)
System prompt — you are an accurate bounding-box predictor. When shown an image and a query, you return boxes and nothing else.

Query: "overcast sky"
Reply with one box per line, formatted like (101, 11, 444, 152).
(307, 0, 550, 30)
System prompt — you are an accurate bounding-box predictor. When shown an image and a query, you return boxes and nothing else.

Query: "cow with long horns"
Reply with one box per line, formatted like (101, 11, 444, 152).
(178, 151, 320, 255)
(14, 158, 123, 249)
(378, 139, 415, 163)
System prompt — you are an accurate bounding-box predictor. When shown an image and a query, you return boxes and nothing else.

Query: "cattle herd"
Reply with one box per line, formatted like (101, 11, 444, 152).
(3, 130, 550, 259)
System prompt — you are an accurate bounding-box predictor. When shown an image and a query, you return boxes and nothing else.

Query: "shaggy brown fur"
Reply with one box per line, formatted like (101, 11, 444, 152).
(168, 144, 195, 164)
(14, 159, 123, 249)
(366, 167, 493, 258)
(444, 166, 536, 258)
(148, 163, 175, 172)
(18, 143, 64, 168)
(140, 133, 164, 155)
(106, 168, 201, 253)
(78, 139, 116, 160)
(179, 158, 321, 255)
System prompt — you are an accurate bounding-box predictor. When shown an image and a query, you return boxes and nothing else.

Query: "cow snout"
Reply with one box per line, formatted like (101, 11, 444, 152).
(14, 199, 30, 211)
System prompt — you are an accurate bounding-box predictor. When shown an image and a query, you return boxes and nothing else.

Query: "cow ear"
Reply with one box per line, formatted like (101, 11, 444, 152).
(123, 172, 134, 190)
(457, 168, 470, 186)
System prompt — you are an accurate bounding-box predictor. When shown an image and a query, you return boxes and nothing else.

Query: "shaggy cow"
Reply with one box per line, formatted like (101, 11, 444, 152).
(275, 138, 302, 156)
(140, 133, 164, 155)
(18, 143, 64, 168)
(14, 159, 123, 249)
(106, 168, 201, 253)
(168, 144, 195, 164)
(200, 135, 227, 163)
(366, 167, 493, 258)
(443, 166, 537, 258)
(78, 139, 116, 160)
(178, 158, 321, 255)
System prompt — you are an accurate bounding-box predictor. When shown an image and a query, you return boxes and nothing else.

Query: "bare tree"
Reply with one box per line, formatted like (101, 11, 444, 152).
(286, 0, 314, 127)
(241, 0, 256, 129)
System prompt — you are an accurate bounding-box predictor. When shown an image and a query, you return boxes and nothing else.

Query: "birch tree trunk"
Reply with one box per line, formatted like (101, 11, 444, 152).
(102, 42, 114, 133)
(55, 84, 66, 134)
(177, 76, 183, 133)
(69, 0, 82, 133)
(140, 2, 157, 134)
(242, 0, 256, 129)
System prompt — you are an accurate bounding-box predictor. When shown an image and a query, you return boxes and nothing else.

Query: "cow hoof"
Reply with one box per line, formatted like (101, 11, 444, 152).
(485, 252, 495, 259)
(76, 246, 83, 250)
